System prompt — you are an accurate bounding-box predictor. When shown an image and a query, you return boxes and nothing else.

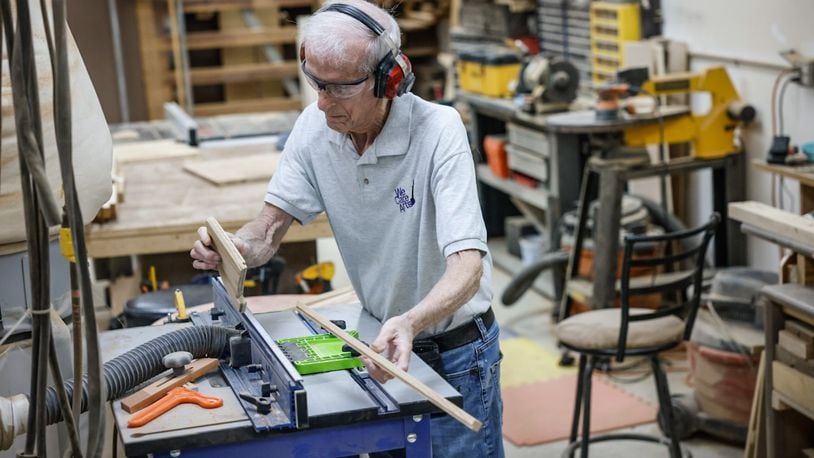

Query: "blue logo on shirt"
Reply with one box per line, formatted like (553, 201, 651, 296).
(394, 180, 416, 213)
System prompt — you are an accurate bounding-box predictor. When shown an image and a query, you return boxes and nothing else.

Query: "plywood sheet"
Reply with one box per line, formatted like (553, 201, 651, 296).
(1, 0, 112, 246)
(183, 153, 279, 185)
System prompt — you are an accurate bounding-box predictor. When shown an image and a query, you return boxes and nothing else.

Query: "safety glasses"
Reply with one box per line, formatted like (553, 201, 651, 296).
(301, 60, 370, 99)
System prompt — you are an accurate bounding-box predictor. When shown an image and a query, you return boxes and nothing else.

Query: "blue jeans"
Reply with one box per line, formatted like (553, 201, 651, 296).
(431, 317, 504, 458)
(370, 317, 505, 458)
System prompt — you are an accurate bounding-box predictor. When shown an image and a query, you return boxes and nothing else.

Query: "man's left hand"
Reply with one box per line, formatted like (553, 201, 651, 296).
(362, 314, 415, 383)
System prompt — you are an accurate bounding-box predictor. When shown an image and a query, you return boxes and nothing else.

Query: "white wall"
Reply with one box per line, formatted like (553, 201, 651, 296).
(662, 0, 814, 268)
(317, 237, 352, 290)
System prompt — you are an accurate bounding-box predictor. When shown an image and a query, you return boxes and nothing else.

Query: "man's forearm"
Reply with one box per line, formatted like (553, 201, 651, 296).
(404, 249, 484, 335)
(235, 204, 294, 267)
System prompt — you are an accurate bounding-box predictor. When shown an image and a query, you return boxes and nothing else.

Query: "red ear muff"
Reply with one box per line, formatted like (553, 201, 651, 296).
(384, 62, 404, 99)
(385, 53, 411, 99)
(374, 52, 414, 99)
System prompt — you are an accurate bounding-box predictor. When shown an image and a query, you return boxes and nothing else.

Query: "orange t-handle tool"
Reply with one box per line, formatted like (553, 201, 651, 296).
(127, 386, 223, 428)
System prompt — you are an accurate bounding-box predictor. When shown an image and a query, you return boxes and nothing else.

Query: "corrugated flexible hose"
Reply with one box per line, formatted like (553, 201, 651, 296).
(44, 325, 238, 425)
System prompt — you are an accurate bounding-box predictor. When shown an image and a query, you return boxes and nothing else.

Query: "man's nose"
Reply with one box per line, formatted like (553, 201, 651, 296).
(317, 89, 334, 111)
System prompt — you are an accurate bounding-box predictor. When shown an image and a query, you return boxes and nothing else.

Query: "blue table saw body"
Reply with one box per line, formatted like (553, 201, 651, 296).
(108, 278, 460, 457)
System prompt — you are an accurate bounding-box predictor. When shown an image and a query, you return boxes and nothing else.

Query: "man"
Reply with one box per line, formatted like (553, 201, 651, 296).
(190, 1, 503, 456)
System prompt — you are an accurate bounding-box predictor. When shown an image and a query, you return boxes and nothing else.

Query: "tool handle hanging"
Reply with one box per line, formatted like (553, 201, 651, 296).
(294, 303, 483, 432)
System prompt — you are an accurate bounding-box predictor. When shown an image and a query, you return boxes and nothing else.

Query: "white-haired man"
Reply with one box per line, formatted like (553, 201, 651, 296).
(191, 1, 503, 456)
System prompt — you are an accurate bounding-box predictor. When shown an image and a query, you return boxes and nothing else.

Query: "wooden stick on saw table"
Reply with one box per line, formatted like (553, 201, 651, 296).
(120, 358, 219, 413)
(295, 302, 483, 432)
(206, 216, 247, 312)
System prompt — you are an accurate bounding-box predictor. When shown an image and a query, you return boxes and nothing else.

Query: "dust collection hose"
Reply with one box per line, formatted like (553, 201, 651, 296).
(0, 325, 239, 451)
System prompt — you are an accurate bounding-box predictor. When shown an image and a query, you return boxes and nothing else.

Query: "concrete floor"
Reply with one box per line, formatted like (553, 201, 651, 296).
(489, 264, 744, 458)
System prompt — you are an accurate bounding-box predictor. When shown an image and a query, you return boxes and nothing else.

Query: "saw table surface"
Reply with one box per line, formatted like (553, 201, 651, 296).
(105, 303, 460, 456)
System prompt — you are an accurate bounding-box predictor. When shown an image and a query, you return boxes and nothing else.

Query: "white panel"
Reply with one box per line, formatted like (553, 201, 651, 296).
(317, 238, 351, 290)
(662, 0, 814, 65)
(663, 0, 814, 268)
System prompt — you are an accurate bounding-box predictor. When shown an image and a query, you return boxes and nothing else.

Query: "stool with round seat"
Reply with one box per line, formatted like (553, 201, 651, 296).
(556, 213, 720, 458)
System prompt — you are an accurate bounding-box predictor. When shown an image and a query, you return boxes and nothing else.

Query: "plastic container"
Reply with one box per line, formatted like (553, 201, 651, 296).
(802, 141, 814, 162)
(519, 234, 549, 267)
(686, 342, 760, 425)
(483, 134, 509, 178)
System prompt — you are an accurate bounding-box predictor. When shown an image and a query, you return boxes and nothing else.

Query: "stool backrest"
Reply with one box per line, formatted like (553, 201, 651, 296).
(616, 213, 720, 361)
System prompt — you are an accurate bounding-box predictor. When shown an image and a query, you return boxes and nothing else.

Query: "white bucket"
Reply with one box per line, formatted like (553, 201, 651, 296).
(519, 235, 549, 267)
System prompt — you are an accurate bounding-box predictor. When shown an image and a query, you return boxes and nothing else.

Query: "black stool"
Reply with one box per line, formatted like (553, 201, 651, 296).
(555, 214, 719, 458)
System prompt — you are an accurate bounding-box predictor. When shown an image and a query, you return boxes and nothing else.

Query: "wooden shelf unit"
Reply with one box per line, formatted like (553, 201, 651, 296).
(135, 0, 318, 120)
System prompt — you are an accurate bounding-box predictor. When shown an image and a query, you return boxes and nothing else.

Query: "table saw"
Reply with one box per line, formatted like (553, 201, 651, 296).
(105, 279, 460, 457)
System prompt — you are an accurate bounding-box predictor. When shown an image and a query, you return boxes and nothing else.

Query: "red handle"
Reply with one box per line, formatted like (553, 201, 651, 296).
(128, 386, 223, 428)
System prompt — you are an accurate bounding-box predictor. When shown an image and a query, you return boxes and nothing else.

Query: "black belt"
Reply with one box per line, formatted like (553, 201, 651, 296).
(426, 307, 495, 353)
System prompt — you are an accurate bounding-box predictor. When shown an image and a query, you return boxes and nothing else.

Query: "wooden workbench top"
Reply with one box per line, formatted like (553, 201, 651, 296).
(86, 139, 331, 258)
(752, 160, 814, 188)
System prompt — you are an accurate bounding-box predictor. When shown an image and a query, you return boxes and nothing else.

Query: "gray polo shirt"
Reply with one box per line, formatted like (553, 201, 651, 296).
(266, 93, 492, 338)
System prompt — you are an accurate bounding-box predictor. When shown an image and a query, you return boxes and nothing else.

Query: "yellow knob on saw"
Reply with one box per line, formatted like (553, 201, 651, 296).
(174, 289, 188, 320)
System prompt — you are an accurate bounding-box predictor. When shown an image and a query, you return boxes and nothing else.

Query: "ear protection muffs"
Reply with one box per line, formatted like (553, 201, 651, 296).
(312, 3, 415, 99)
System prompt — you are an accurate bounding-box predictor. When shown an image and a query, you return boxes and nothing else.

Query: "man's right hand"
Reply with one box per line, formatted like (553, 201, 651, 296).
(190, 226, 248, 270)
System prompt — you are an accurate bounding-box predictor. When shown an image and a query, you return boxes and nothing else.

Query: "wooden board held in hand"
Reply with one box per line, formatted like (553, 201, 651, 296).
(206, 216, 247, 312)
(184, 153, 279, 186)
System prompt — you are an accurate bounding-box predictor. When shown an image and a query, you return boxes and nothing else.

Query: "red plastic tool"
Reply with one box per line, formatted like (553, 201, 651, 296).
(127, 386, 223, 428)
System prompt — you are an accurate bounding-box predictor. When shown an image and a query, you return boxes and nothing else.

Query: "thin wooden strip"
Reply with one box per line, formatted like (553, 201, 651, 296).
(183, 0, 317, 14)
(295, 302, 483, 432)
(121, 358, 219, 413)
(167, 0, 188, 109)
(135, 0, 171, 120)
(194, 97, 302, 116)
(183, 27, 297, 50)
(190, 62, 299, 85)
(743, 352, 764, 458)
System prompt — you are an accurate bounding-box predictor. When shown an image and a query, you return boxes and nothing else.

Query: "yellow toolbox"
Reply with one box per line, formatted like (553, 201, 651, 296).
(457, 50, 520, 98)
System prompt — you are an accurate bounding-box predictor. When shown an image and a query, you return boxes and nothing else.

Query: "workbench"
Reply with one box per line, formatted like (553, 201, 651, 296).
(456, 92, 738, 308)
(751, 161, 814, 213)
(105, 301, 458, 457)
(456, 91, 586, 300)
(458, 91, 745, 312)
(456, 90, 584, 247)
(728, 162, 814, 456)
(750, 160, 814, 283)
(85, 138, 331, 258)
